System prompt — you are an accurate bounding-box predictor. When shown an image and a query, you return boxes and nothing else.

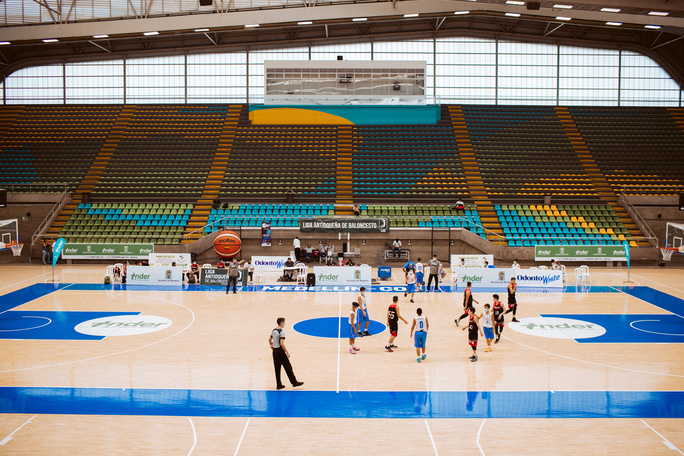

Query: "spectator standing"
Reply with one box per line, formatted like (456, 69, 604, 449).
(42, 240, 52, 265)
(225, 257, 244, 294)
(427, 254, 442, 292)
(293, 237, 301, 262)
(392, 239, 402, 258)
(269, 317, 304, 390)
(246, 259, 254, 284)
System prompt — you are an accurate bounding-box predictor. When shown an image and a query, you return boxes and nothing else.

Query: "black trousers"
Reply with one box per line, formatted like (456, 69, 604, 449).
(273, 347, 298, 387)
(294, 247, 301, 261)
(427, 274, 439, 291)
(226, 275, 238, 293)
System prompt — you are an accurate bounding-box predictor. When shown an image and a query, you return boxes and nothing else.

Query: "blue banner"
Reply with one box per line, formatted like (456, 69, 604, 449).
(623, 241, 630, 271)
(52, 238, 66, 268)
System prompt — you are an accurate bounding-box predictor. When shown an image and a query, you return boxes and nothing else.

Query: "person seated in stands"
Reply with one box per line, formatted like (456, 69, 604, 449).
(353, 203, 361, 216)
(392, 239, 402, 258)
(454, 197, 465, 213)
(217, 259, 225, 268)
(212, 197, 221, 210)
(187, 261, 200, 283)
(305, 244, 314, 262)
(284, 257, 295, 281)
(511, 259, 520, 269)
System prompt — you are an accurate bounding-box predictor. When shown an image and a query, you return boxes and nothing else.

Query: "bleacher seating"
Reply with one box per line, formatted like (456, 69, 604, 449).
(205, 203, 334, 231)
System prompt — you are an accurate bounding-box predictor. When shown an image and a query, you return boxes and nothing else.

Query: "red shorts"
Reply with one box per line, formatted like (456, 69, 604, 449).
(496, 322, 505, 328)
(469, 339, 477, 348)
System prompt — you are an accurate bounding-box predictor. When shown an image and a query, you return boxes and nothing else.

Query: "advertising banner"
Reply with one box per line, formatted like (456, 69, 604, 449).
(535, 245, 627, 262)
(148, 253, 192, 269)
(199, 267, 247, 286)
(313, 266, 372, 286)
(252, 256, 290, 271)
(261, 221, 271, 247)
(52, 237, 66, 267)
(299, 218, 390, 233)
(127, 266, 183, 286)
(450, 254, 494, 270)
(62, 243, 154, 260)
(454, 268, 563, 288)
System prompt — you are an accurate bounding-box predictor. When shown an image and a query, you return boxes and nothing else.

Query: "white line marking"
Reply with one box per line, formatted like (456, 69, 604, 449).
(502, 334, 684, 378)
(424, 420, 439, 456)
(0, 316, 51, 333)
(0, 293, 195, 373)
(0, 270, 53, 292)
(628, 273, 682, 294)
(337, 292, 342, 394)
(0, 415, 36, 445)
(641, 419, 684, 455)
(187, 418, 197, 456)
(233, 418, 250, 456)
(630, 319, 684, 336)
(476, 419, 487, 456)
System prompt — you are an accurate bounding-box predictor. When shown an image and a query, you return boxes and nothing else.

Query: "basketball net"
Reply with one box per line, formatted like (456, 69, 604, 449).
(10, 243, 23, 257)
(660, 248, 674, 261)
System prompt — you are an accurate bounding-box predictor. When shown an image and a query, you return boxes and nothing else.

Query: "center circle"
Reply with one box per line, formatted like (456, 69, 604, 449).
(293, 317, 387, 339)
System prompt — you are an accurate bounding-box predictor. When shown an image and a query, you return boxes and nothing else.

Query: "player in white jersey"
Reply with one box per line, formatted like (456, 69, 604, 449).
(349, 302, 361, 354)
(410, 308, 429, 363)
(415, 258, 424, 292)
(356, 287, 371, 336)
(405, 270, 416, 303)
(481, 303, 494, 352)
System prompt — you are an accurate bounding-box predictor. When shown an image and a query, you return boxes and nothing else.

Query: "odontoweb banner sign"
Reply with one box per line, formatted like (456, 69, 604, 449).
(299, 218, 390, 233)
(313, 266, 372, 286)
(62, 244, 154, 260)
(252, 256, 290, 272)
(535, 245, 627, 262)
(127, 266, 183, 286)
(454, 268, 563, 288)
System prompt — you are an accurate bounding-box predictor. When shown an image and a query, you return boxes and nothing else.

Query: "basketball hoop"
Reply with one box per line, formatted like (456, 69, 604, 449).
(660, 247, 674, 262)
(10, 243, 23, 257)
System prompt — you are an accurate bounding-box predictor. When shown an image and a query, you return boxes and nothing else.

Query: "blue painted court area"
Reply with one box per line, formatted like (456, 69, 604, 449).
(0, 311, 139, 340)
(0, 282, 72, 313)
(0, 387, 682, 419)
(293, 317, 387, 338)
(542, 314, 684, 343)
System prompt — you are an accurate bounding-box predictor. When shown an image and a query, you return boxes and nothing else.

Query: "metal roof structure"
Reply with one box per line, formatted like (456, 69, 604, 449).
(0, 0, 683, 86)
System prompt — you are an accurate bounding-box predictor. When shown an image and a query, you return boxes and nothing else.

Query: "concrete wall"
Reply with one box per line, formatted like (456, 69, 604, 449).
(0, 200, 58, 263)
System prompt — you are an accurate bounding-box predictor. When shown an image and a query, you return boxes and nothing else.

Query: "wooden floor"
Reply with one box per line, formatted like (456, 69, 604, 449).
(0, 264, 683, 455)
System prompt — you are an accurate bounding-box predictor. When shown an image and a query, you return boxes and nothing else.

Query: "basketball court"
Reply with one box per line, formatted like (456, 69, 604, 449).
(0, 263, 683, 455)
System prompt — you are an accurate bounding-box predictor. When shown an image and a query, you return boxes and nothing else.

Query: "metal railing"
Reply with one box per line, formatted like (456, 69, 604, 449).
(32, 189, 70, 245)
(620, 190, 658, 247)
(620, 184, 684, 196)
(3, 183, 70, 194)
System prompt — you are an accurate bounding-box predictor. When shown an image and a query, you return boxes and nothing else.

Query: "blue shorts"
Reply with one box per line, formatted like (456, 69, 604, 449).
(483, 327, 494, 340)
(357, 308, 369, 323)
(406, 283, 416, 294)
(414, 331, 427, 348)
(349, 324, 357, 339)
(416, 272, 424, 284)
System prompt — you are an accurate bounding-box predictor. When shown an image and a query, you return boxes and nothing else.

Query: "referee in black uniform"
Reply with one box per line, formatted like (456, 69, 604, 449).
(269, 317, 304, 390)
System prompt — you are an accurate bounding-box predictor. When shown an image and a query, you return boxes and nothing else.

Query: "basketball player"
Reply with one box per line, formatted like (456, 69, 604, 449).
(481, 303, 494, 352)
(462, 306, 483, 362)
(415, 258, 424, 292)
(356, 287, 371, 336)
(492, 294, 505, 343)
(410, 307, 429, 363)
(385, 296, 408, 352)
(349, 302, 361, 354)
(405, 269, 416, 303)
(504, 277, 519, 322)
(455, 281, 479, 326)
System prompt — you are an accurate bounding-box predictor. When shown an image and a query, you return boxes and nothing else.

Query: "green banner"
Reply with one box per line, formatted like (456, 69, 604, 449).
(535, 245, 627, 261)
(62, 244, 154, 260)
(299, 217, 390, 233)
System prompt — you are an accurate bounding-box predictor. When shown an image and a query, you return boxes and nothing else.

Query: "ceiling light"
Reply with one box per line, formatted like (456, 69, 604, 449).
(649, 11, 669, 16)
(143, 31, 158, 36)
(403, 13, 419, 18)
(556, 16, 571, 21)
(505, 12, 521, 17)
(553, 4, 572, 9)
(194, 28, 209, 32)
(506, 0, 525, 4)
(0, 42, 10, 45)
(600, 8, 620, 13)
(245, 24, 260, 28)
(645, 25, 662, 29)
(352, 18, 367, 22)
(43, 39, 58, 43)
(298, 21, 313, 25)
(454, 11, 470, 15)
(606, 21, 622, 26)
